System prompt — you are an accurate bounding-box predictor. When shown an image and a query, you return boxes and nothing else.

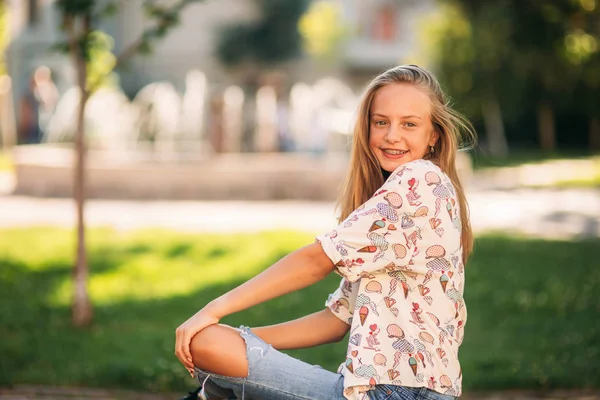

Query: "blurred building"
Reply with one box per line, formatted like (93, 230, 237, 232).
(6, 0, 447, 201)
(338, 0, 435, 86)
(5, 0, 435, 101)
(5, 0, 259, 103)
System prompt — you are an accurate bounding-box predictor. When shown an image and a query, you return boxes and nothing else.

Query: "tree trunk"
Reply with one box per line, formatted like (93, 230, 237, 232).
(537, 101, 556, 151)
(589, 117, 600, 151)
(0, 76, 17, 149)
(72, 90, 92, 327)
(482, 97, 508, 157)
(72, 58, 92, 328)
(209, 92, 225, 153)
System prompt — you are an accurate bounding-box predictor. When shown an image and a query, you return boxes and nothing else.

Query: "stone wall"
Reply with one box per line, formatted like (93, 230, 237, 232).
(12, 145, 472, 200)
(12, 146, 349, 200)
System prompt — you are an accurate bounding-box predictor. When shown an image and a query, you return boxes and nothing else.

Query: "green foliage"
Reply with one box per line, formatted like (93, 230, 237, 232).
(53, 0, 204, 92)
(0, 227, 599, 391)
(298, 1, 348, 61)
(97, 1, 118, 18)
(55, 0, 96, 16)
(84, 30, 117, 89)
(419, 0, 600, 147)
(216, 0, 310, 67)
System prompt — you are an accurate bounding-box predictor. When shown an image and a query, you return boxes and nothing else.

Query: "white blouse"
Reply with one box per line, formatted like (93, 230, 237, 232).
(317, 159, 467, 400)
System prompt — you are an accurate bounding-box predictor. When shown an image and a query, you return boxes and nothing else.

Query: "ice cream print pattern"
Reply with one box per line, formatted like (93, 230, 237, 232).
(317, 160, 466, 400)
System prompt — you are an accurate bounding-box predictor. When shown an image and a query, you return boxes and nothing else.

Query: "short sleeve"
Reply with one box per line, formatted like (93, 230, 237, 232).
(325, 278, 359, 325)
(316, 160, 439, 282)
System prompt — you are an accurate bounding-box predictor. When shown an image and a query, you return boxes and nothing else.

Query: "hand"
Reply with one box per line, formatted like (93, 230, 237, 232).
(175, 308, 220, 373)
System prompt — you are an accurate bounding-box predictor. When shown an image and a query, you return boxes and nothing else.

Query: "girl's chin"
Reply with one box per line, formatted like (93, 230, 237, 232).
(380, 159, 412, 172)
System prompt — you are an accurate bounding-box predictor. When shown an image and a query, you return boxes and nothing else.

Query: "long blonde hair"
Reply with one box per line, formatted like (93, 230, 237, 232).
(338, 65, 477, 264)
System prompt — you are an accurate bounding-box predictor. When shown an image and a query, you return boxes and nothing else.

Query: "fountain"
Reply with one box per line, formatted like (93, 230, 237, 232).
(11, 71, 355, 200)
(11, 71, 471, 200)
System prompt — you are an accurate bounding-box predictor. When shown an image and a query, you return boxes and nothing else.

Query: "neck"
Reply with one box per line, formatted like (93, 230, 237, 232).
(381, 168, 391, 181)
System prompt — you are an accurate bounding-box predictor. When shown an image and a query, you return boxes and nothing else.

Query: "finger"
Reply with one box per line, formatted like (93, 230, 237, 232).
(179, 332, 194, 369)
(183, 333, 194, 367)
(175, 326, 182, 354)
(175, 344, 185, 366)
(175, 328, 188, 367)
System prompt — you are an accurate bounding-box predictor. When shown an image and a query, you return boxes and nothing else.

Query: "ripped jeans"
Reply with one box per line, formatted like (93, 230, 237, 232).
(193, 325, 346, 400)
(193, 326, 458, 400)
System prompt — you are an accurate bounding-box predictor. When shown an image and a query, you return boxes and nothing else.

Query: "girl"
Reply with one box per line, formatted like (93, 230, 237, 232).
(175, 65, 476, 400)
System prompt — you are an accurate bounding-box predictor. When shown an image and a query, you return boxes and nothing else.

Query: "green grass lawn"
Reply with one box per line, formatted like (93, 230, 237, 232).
(0, 228, 598, 393)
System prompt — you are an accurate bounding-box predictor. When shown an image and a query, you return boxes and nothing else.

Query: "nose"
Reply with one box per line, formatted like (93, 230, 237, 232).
(384, 124, 403, 143)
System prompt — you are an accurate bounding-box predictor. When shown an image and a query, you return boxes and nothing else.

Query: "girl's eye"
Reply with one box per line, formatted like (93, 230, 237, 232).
(374, 120, 387, 126)
(405, 122, 416, 127)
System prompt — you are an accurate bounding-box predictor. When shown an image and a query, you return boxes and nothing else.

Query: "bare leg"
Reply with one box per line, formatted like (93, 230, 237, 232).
(190, 324, 249, 378)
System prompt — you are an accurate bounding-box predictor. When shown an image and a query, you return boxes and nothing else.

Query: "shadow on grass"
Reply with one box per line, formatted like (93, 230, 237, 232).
(0, 233, 599, 394)
(542, 211, 600, 238)
(0, 233, 345, 392)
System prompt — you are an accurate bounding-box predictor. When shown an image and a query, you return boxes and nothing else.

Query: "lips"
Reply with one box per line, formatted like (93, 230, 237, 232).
(381, 148, 408, 159)
(382, 149, 408, 155)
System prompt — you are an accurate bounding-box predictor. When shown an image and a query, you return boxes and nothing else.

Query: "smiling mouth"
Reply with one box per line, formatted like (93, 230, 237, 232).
(382, 149, 408, 155)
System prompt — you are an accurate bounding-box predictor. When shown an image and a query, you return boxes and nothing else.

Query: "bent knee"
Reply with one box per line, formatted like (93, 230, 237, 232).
(190, 325, 249, 377)
(190, 324, 223, 361)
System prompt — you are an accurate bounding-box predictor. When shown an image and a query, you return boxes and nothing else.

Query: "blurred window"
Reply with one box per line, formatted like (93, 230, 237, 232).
(371, 3, 397, 42)
(28, 0, 39, 27)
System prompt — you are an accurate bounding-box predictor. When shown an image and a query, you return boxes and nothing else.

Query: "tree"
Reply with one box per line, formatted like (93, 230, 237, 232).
(559, 2, 600, 150)
(506, 1, 593, 152)
(416, 1, 517, 157)
(423, 0, 600, 153)
(216, 0, 309, 69)
(54, 0, 203, 327)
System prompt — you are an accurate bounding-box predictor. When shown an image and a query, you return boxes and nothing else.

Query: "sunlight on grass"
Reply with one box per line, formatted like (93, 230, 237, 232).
(1, 227, 598, 391)
(43, 229, 315, 306)
(0, 226, 74, 269)
(553, 174, 600, 188)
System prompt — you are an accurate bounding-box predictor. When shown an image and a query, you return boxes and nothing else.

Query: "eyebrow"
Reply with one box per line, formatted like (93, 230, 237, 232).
(370, 113, 422, 119)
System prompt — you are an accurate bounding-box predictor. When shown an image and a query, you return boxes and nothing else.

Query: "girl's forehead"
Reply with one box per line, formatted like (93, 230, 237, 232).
(371, 83, 431, 116)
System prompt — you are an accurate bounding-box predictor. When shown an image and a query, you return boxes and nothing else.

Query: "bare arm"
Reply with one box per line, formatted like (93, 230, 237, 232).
(204, 241, 334, 320)
(175, 241, 335, 368)
(251, 309, 350, 350)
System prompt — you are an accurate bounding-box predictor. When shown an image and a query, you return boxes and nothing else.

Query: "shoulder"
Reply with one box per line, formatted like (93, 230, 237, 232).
(379, 160, 454, 207)
(387, 159, 445, 185)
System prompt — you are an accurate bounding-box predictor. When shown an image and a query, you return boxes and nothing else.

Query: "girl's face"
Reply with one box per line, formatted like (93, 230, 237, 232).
(368, 83, 439, 172)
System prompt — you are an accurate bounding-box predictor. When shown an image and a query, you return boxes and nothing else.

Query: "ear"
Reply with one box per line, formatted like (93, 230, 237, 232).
(429, 130, 440, 147)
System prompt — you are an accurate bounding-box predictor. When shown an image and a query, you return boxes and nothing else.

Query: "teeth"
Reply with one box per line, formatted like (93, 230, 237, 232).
(383, 149, 406, 155)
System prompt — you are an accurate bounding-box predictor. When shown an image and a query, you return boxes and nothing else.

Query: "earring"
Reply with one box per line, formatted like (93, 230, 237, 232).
(429, 145, 435, 154)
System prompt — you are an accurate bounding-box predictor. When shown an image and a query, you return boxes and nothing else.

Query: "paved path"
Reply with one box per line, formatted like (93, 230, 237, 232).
(1, 385, 599, 400)
(3, 153, 599, 239)
(0, 386, 179, 400)
(1, 188, 599, 239)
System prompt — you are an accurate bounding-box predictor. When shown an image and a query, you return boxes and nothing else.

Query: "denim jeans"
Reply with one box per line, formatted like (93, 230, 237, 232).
(193, 326, 458, 400)
(365, 384, 457, 400)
